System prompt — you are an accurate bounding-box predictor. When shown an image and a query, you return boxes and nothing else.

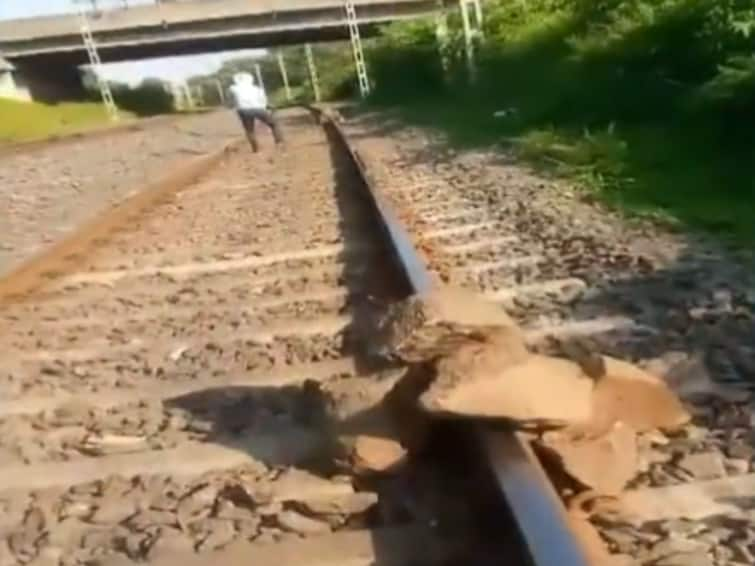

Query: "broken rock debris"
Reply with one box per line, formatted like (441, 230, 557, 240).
(349, 435, 407, 474)
(538, 422, 637, 496)
(376, 287, 691, 495)
(422, 352, 594, 425)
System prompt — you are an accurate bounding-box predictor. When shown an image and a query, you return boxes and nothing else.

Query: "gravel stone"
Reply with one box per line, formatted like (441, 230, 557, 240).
(128, 509, 177, 530)
(122, 530, 153, 560)
(24, 546, 63, 566)
(0, 540, 14, 566)
(712, 545, 735, 564)
(659, 520, 707, 538)
(90, 498, 138, 525)
(298, 491, 378, 517)
(234, 516, 262, 540)
(214, 499, 255, 522)
(256, 502, 283, 517)
(80, 528, 116, 552)
(276, 510, 331, 535)
(146, 527, 194, 557)
(59, 500, 94, 521)
(255, 527, 283, 544)
(351, 435, 407, 473)
(730, 541, 755, 563)
(650, 536, 710, 558)
(655, 553, 714, 566)
(601, 528, 641, 554)
(197, 519, 235, 551)
(148, 491, 179, 513)
(45, 517, 88, 550)
(677, 452, 727, 480)
(725, 458, 751, 475)
(726, 442, 754, 461)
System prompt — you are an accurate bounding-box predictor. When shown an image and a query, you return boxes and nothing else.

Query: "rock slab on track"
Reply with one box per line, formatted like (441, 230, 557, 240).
(375, 287, 691, 495)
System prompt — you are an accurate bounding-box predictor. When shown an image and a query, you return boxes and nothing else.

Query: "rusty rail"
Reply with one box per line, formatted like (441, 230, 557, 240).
(312, 105, 593, 566)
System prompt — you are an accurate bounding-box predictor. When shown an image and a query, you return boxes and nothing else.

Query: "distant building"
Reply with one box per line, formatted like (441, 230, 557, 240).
(0, 58, 31, 102)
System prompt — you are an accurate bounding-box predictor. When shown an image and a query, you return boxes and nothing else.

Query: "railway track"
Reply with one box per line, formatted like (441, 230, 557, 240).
(0, 105, 752, 566)
(343, 116, 755, 566)
(0, 108, 530, 566)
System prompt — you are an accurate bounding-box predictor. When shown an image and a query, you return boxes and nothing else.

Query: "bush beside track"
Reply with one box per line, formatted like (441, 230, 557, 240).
(366, 0, 755, 245)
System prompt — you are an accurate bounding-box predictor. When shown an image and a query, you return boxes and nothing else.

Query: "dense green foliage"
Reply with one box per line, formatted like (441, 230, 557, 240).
(108, 79, 175, 116)
(188, 44, 357, 107)
(367, 0, 755, 244)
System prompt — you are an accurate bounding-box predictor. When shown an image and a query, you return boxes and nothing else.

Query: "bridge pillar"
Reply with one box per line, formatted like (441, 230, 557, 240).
(12, 61, 88, 103)
(0, 59, 31, 101)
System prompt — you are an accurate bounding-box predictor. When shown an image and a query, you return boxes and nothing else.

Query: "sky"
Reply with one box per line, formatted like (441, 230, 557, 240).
(0, 1, 265, 85)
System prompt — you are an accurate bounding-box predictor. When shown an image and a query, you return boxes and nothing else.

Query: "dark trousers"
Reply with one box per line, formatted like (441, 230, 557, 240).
(237, 108, 284, 152)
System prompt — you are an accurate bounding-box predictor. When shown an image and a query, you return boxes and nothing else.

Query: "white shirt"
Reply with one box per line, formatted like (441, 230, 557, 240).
(229, 81, 267, 110)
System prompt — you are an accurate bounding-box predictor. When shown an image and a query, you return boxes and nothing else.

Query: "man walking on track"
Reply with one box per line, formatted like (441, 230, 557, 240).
(228, 72, 284, 153)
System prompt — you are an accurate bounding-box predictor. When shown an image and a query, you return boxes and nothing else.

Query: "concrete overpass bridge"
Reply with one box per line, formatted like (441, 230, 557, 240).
(0, 0, 445, 101)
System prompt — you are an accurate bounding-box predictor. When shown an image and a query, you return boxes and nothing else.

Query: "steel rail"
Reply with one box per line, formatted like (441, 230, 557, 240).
(313, 106, 592, 566)
(317, 111, 434, 294)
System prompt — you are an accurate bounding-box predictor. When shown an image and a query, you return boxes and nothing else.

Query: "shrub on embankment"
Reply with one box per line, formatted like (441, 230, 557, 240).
(108, 79, 175, 116)
(366, 0, 755, 245)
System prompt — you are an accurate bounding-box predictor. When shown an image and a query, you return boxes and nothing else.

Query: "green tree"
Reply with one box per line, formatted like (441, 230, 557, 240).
(109, 78, 175, 116)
